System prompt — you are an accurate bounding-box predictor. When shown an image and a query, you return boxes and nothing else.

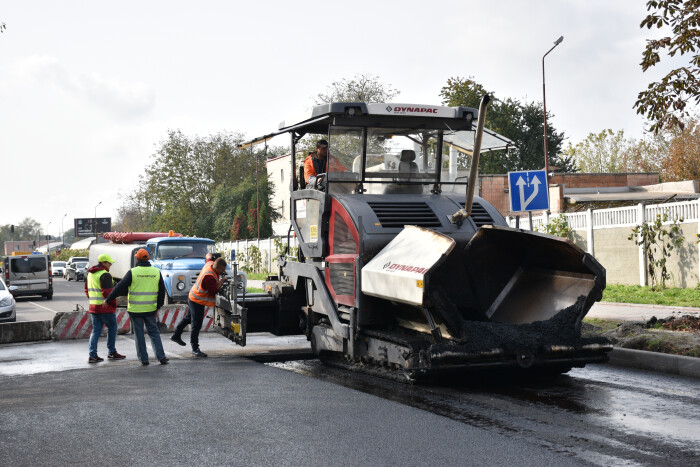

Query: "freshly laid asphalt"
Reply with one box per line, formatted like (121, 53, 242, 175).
(0, 344, 588, 467)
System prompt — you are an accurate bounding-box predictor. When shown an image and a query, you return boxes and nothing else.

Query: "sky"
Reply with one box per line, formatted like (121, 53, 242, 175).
(1, 0, 693, 237)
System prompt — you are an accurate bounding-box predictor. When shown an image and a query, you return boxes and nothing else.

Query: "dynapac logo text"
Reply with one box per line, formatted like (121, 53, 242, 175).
(386, 263, 428, 274)
(388, 106, 437, 114)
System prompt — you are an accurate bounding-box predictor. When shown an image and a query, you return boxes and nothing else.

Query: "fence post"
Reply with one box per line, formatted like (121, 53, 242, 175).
(697, 199, 700, 284)
(586, 208, 594, 255)
(637, 203, 647, 287)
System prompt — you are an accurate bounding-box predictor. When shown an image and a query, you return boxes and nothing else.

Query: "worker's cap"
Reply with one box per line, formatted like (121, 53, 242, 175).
(316, 139, 328, 148)
(135, 249, 150, 260)
(97, 254, 116, 264)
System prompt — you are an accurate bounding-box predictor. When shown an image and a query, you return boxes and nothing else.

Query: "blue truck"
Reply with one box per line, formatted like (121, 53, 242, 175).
(89, 233, 245, 304)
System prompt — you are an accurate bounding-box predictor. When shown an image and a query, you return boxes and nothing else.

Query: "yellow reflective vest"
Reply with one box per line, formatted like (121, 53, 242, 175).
(87, 270, 107, 307)
(128, 266, 160, 313)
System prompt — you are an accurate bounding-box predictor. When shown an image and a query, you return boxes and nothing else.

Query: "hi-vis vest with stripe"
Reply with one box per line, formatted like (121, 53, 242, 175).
(87, 270, 108, 306)
(128, 266, 160, 313)
(189, 262, 218, 306)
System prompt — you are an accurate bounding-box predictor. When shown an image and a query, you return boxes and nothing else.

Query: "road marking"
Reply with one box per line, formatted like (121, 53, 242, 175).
(27, 301, 59, 313)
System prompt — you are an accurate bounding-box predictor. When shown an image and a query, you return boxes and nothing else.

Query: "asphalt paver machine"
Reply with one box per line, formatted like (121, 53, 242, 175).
(214, 97, 612, 381)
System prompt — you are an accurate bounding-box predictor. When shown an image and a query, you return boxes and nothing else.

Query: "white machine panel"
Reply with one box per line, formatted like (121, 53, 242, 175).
(361, 225, 455, 306)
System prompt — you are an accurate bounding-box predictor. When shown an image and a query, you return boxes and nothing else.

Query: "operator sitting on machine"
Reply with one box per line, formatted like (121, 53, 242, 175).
(303, 139, 347, 189)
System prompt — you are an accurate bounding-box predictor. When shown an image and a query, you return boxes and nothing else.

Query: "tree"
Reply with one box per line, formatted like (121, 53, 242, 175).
(315, 73, 399, 105)
(296, 74, 402, 158)
(440, 77, 569, 174)
(115, 130, 283, 240)
(564, 129, 632, 173)
(207, 178, 277, 241)
(635, 0, 700, 133)
(661, 116, 700, 180)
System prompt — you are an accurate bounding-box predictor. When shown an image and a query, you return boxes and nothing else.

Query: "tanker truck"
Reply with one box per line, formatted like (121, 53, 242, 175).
(212, 98, 612, 381)
(89, 232, 246, 304)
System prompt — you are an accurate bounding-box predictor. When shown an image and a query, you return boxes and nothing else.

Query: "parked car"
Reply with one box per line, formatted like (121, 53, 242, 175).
(65, 256, 89, 279)
(2, 254, 53, 300)
(0, 278, 17, 322)
(66, 261, 88, 281)
(51, 261, 66, 277)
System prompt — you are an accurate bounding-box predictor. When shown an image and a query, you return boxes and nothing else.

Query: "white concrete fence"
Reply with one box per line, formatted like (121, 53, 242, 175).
(507, 199, 700, 287)
(217, 236, 299, 274)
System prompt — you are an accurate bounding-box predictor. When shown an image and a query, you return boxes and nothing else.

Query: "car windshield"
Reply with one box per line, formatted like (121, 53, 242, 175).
(156, 242, 216, 260)
(11, 257, 47, 273)
(52, 262, 66, 267)
(75, 262, 87, 268)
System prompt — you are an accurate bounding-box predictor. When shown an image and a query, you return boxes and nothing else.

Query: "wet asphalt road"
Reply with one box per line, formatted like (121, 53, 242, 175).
(0, 349, 698, 466)
(14, 277, 86, 321)
(268, 360, 700, 466)
(1, 356, 590, 467)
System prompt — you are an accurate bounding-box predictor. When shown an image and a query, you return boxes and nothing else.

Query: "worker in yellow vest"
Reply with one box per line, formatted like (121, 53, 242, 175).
(84, 253, 126, 363)
(171, 257, 227, 357)
(106, 248, 168, 365)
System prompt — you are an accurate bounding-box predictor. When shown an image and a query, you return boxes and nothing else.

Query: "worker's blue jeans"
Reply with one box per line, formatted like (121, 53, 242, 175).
(89, 313, 117, 357)
(130, 313, 166, 363)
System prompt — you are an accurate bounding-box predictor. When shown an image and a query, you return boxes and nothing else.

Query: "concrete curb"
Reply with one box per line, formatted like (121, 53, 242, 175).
(606, 347, 700, 379)
(0, 320, 51, 344)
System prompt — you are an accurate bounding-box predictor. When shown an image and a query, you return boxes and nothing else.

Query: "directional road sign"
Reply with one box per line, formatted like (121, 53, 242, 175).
(508, 170, 549, 212)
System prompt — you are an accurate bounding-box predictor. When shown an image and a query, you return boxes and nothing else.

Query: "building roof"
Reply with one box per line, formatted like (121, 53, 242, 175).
(564, 180, 700, 204)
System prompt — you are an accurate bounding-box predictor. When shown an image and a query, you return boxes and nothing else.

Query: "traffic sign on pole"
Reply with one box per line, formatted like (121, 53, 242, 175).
(508, 170, 549, 212)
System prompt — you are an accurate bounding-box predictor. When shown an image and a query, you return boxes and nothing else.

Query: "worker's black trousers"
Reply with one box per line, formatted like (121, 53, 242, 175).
(173, 298, 206, 350)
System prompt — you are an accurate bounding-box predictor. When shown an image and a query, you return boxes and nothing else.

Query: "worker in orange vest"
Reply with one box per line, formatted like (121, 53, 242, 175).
(303, 139, 347, 188)
(170, 257, 228, 357)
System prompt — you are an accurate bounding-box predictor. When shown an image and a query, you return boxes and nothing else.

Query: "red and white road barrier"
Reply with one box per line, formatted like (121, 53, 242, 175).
(51, 310, 131, 340)
(157, 305, 215, 333)
(50, 306, 217, 340)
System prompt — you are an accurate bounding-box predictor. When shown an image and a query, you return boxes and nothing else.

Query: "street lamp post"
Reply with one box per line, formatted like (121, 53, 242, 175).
(542, 35, 563, 178)
(61, 213, 67, 248)
(46, 221, 52, 254)
(94, 201, 102, 244)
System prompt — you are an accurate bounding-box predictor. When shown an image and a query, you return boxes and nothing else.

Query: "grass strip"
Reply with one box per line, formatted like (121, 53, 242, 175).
(602, 284, 700, 308)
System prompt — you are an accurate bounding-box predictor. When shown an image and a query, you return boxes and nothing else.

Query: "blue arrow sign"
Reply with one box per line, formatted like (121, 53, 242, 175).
(508, 170, 549, 212)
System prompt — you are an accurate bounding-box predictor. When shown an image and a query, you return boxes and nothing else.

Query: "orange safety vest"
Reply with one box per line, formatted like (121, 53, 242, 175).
(303, 153, 348, 183)
(189, 262, 219, 306)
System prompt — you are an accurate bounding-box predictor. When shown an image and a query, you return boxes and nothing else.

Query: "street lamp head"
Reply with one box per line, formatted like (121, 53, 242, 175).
(554, 36, 564, 46)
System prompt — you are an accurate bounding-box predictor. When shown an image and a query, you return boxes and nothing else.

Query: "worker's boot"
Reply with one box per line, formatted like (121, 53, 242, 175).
(170, 334, 186, 346)
(192, 349, 208, 358)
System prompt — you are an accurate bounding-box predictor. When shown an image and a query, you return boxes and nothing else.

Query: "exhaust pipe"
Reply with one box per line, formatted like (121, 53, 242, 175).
(451, 94, 490, 224)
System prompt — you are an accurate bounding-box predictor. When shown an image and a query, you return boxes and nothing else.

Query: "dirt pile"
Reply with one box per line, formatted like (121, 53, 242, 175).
(583, 315, 700, 358)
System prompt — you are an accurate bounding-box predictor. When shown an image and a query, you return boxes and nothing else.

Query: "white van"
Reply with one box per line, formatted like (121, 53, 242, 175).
(3, 254, 53, 300)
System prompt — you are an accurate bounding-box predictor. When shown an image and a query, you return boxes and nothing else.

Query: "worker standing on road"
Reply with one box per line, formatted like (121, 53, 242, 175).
(85, 254, 126, 363)
(170, 257, 228, 358)
(106, 249, 168, 366)
(303, 139, 348, 187)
